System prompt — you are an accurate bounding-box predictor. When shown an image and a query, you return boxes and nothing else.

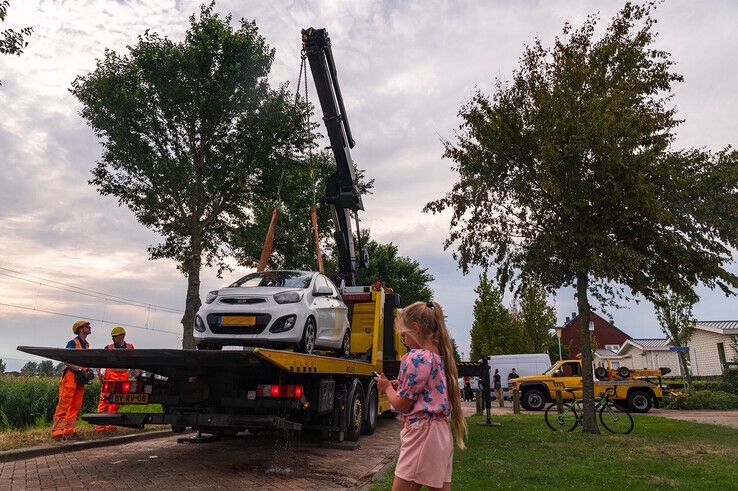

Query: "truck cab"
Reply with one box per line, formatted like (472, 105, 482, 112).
(508, 359, 664, 413)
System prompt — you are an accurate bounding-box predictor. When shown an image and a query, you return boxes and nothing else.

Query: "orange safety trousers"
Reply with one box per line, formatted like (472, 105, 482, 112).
(51, 370, 86, 437)
(95, 369, 129, 432)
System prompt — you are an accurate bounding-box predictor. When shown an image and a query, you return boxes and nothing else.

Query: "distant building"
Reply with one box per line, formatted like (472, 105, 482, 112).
(560, 312, 631, 357)
(687, 321, 738, 376)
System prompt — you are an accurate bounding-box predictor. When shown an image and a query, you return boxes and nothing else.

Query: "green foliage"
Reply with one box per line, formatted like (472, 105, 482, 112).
(451, 338, 461, 363)
(0, 0, 33, 85)
(19, 361, 37, 376)
(517, 283, 556, 353)
(654, 291, 696, 384)
(0, 358, 5, 374)
(70, 3, 313, 348)
(470, 271, 518, 360)
(665, 390, 738, 410)
(0, 375, 101, 430)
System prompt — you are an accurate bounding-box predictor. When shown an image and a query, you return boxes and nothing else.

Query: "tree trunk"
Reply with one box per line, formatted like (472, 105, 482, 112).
(678, 351, 692, 389)
(181, 235, 203, 350)
(576, 272, 599, 434)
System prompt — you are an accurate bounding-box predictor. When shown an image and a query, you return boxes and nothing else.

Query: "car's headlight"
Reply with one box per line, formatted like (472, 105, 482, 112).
(205, 290, 218, 304)
(273, 291, 303, 304)
(194, 316, 206, 332)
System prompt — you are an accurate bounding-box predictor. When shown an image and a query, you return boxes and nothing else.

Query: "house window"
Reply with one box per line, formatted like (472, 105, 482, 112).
(605, 344, 620, 352)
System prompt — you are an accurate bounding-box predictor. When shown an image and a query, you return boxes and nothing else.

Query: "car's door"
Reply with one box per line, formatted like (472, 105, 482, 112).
(312, 275, 334, 343)
(552, 362, 583, 400)
(326, 277, 348, 343)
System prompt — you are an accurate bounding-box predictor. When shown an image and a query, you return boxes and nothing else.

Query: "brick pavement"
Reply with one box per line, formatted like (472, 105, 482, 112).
(0, 418, 401, 491)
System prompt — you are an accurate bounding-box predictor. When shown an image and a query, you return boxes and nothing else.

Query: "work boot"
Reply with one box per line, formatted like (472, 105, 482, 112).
(52, 434, 65, 442)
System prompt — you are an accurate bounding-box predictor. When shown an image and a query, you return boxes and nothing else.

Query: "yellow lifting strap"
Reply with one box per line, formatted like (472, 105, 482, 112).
(310, 206, 324, 274)
(257, 207, 279, 272)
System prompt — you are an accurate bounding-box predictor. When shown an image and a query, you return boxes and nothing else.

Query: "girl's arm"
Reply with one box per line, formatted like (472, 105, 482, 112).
(375, 374, 414, 413)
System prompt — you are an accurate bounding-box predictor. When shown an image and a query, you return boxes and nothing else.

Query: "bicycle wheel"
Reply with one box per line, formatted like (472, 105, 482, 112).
(598, 404, 634, 434)
(545, 403, 578, 432)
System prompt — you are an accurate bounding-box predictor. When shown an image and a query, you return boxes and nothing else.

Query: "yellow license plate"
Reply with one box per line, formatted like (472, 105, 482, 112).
(221, 315, 256, 326)
(111, 393, 149, 404)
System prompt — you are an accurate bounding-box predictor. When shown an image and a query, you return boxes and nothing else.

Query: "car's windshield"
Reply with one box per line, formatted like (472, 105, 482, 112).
(543, 364, 560, 375)
(230, 271, 312, 289)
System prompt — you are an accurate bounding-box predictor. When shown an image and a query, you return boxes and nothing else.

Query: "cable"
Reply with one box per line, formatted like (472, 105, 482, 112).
(0, 266, 183, 314)
(0, 301, 181, 337)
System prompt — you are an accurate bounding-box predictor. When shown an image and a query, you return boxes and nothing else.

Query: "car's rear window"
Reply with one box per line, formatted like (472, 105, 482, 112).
(230, 271, 312, 289)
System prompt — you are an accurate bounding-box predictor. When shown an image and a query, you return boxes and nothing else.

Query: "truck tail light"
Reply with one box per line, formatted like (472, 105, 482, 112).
(106, 380, 145, 394)
(257, 384, 303, 399)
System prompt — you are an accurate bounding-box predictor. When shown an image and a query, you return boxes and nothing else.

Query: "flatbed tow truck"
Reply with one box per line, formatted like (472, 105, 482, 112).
(18, 28, 411, 443)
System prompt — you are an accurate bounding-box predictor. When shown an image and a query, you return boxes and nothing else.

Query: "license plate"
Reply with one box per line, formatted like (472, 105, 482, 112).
(220, 315, 256, 326)
(111, 393, 149, 404)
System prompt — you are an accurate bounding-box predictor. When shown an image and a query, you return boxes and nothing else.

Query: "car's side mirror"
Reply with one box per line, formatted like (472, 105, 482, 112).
(554, 369, 563, 377)
(314, 285, 333, 297)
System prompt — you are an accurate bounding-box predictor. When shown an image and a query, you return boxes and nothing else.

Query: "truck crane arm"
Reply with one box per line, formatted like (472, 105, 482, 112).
(302, 27, 364, 287)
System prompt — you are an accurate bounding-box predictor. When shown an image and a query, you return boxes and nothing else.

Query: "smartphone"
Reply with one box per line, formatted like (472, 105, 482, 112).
(371, 371, 381, 378)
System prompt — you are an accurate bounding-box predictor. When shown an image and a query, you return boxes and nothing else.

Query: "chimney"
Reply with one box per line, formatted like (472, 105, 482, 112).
(565, 316, 570, 323)
(571, 312, 576, 320)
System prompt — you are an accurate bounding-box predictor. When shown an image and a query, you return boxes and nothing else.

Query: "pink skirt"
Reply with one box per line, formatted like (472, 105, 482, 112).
(395, 418, 453, 488)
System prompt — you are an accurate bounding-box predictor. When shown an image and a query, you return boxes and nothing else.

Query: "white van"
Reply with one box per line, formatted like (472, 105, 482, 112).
(487, 353, 552, 389)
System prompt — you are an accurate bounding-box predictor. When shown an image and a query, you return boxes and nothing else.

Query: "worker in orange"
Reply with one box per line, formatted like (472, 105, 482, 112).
(95, 326, 139, 432)
(52, 320, 95, 441)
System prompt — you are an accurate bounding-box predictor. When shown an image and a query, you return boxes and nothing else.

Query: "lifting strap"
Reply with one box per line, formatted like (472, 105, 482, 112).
(257, 206, 279, 272)
(310, 206, 324, 274)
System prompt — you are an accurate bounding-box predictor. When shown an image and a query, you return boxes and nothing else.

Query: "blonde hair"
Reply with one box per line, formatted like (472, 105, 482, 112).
(396, 301, 467, 449)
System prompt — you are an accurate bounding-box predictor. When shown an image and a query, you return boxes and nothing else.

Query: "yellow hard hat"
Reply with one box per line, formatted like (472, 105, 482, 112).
(72, 320, 90, 334)
(110, 326, 126, 337)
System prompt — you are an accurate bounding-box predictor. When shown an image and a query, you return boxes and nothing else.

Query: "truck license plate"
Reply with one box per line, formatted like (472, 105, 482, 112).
(220, 315, 256, 326)
(111, 394, 149, 404)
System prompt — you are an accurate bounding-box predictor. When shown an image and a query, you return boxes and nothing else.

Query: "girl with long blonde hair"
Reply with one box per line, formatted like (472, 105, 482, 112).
(375, 301, 466, 491)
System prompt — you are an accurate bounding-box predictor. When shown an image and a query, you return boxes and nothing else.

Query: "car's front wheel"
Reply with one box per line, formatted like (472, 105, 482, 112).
(297, 318, 316, 355)
(522, 389, 546, 411)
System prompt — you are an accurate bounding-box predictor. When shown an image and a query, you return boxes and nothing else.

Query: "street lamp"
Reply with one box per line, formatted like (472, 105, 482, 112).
(555, 327, 563, 361)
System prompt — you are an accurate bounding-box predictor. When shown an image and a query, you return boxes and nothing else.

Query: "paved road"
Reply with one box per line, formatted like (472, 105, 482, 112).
(648, 408, 738, 429)
(0, 418, 401, 491)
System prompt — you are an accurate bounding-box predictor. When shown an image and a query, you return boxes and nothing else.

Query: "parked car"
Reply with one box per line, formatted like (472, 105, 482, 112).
(194, 270, 351, 356)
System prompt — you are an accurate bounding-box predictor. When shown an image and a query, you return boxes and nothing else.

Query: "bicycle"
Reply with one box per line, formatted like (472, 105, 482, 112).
(544, 387, 634, 434)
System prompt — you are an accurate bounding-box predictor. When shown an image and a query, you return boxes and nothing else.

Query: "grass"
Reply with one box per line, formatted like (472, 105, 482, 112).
(370, 414, 738, 490)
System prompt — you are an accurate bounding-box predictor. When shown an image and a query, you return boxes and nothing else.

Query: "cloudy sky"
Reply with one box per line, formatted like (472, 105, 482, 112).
(1, 0, 737, 371)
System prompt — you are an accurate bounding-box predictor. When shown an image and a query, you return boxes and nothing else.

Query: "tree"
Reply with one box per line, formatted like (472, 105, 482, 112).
(451, 338, 462, 364)
(71, 4, 312, 348)
(654, 292, 695, 387)
(0, 0, 32, 85)
(518, 283, 557, 353)
(0, 358, 5, 373)
(469, 272, 518, 361)
(53, 362, 65, 376)
(20, 361, 37, 376)
(425, 3, 738, 433)
(36, 360, 55, 377)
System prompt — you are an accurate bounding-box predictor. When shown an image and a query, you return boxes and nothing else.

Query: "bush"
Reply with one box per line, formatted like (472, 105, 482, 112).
(665, 390, 738, 410)
(0, 375, 101, 430)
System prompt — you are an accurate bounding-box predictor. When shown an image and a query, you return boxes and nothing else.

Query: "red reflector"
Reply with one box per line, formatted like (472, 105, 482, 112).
(102, 381, 109, 393)
(271, 385, 280, 397)
(122, 381, 130, 393)
(295, 385, 303, 398)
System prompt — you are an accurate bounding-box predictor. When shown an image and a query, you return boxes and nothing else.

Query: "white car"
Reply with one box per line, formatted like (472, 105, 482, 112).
(194, 270, 351, 356)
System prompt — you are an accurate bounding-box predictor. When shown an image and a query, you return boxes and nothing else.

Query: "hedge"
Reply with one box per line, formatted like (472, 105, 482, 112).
(665, 390, 738, 410)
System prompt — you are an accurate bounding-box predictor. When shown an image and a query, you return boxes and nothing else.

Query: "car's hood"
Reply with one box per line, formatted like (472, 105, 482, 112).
(509, 374, 547, 384)
(216, 286, 303, 297)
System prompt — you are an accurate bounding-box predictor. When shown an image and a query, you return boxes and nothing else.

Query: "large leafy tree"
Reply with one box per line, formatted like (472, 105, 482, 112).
(0, 0, 32, 84)
(654, 292, 695, 387)
(518, 283, 556, 354)
(426, 3, 738, 432)
(71, 4, 312, 348)
(469, 271, 519, 360)
(0, 358, 5, 374)
(20, 361, 37, 376)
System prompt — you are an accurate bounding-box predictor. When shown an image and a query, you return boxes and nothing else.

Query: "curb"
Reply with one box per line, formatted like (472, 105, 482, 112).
(0, 429, 176, 463)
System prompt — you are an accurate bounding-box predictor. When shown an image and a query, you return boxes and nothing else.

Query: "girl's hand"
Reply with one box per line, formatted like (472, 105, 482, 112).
(391, 379, 399, 389)
(374, 373, 391, 393)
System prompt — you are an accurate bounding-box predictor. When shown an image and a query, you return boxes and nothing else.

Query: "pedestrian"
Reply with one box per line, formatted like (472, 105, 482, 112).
(96, 326, 140, 432)
(493, 368, 503, 407)
(375, 301, 466, 491)
(507, 367, 520, 382)
(463, 375, 473, 402)
(52, 320, 95, 441)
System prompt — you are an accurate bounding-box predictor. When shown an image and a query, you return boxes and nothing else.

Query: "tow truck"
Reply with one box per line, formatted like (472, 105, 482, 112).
(18, 27, 405, 443)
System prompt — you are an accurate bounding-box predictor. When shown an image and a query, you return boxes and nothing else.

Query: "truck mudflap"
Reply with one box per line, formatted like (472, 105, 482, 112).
(17, 346, 379, 378)
(83, 412, 302, 432)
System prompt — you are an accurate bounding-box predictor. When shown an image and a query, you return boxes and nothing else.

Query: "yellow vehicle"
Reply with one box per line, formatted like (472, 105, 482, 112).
(507, 359, 664, 413)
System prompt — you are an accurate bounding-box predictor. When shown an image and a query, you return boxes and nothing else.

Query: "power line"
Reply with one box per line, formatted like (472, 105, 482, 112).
(0, 266, 183, 314)
(0, 301, 181, 337)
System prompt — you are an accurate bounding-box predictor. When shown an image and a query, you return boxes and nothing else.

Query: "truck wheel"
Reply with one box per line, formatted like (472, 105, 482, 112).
(363, 385, 378, 435)
(337, 330, 351, 358)
(345, 381, 365, 441)
(627, 390, 652, 413)
(297, 318, 316, 355)
(594, 367, 608, 380)
(522, 389, 546, 411)
(617, 366, 631, 379)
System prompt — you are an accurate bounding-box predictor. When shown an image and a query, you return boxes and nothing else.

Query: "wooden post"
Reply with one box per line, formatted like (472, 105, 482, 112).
(475, 389, 483, 415)
(556, 390, 563, 414)
(513, 388, 520, 414)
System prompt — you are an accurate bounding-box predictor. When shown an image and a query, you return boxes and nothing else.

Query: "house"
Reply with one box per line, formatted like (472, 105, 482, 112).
(687, 321, 738, 376)
(560, 312, 631, 357)
(617, 338, 681, 376)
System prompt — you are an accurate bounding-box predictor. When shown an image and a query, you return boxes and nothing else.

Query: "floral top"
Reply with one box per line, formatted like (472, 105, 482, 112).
(396, 349, 451, 425)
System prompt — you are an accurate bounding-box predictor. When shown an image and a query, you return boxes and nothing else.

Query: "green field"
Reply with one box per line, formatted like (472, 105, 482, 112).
(371, 414, 738, 490)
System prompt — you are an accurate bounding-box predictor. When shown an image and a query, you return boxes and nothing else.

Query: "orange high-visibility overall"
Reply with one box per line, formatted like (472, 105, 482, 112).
(51, 338, 88, 438)
(96, 342, 134, 432)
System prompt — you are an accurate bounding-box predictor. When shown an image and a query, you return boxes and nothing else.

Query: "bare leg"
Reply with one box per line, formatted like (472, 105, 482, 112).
(428, 483, 452, 491)
(392, 476, 422, 491)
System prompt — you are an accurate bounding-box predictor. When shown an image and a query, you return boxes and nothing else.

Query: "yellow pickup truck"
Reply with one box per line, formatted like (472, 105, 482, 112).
(507, 359, 664, 413)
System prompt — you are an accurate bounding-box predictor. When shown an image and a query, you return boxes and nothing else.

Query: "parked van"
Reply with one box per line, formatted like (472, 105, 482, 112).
(487, 353, 552, 388)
